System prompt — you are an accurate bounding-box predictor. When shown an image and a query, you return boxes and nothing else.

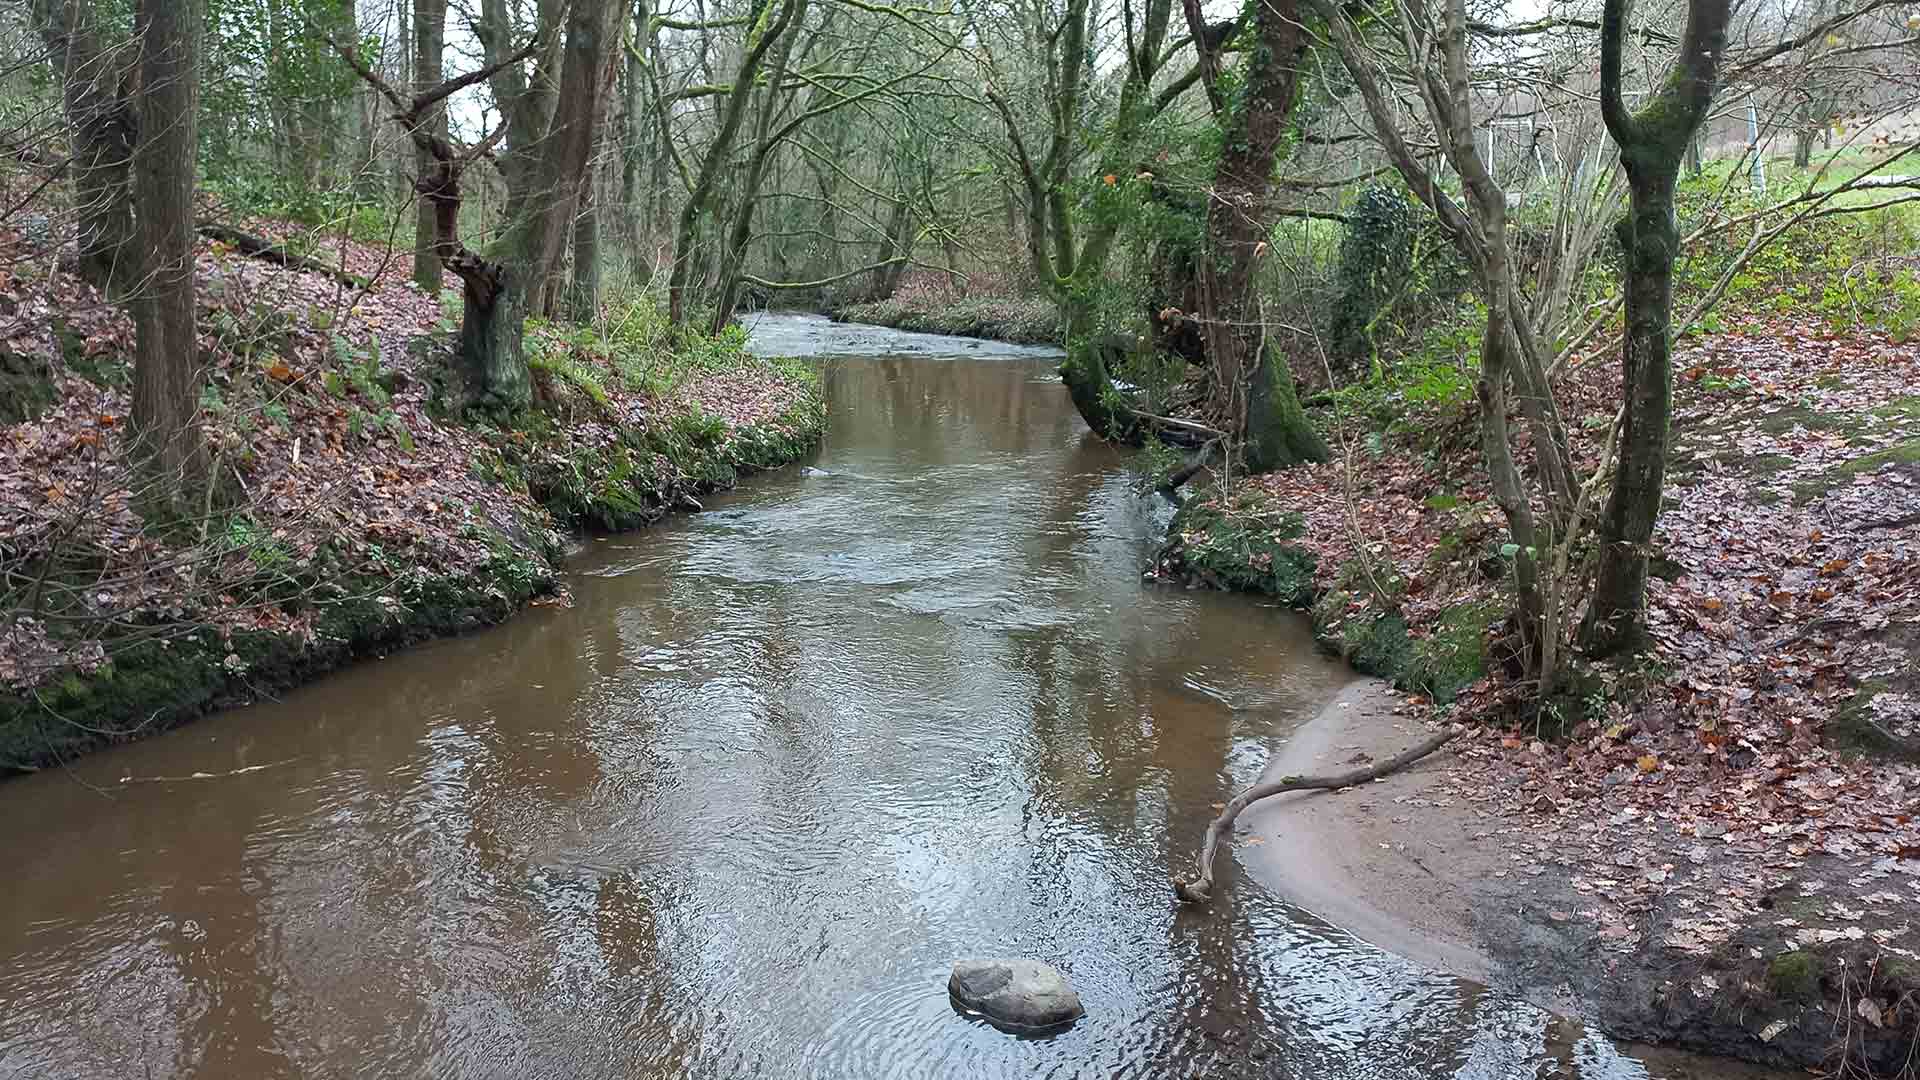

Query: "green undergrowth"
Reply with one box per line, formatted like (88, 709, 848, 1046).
(1309, 573, 1495, 705)
(1157, 490, 1316, 604)
(833, 294, 1061, 345)
(1675, 181, 1920, 341)
(515, 304, 827, 530)
(1156, 495, 1497, 705)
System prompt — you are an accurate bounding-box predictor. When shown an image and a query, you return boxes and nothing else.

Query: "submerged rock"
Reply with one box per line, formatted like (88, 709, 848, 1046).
(947, 958, 1084, 1033)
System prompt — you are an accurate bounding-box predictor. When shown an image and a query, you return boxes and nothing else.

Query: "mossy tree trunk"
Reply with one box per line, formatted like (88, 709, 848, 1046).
(1181, 0, 1328, 472)
(1581, 0, 1731, 657)
(570, 174, 602, 322)
(1060, 303, 1143, 442)
(975, 0, 1188, 441)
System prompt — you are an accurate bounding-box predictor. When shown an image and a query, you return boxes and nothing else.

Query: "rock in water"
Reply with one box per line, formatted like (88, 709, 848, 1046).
(947, 958, 1084, 1033)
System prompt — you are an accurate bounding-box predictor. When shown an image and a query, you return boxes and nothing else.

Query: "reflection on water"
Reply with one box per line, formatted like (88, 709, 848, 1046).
(0, 315, 1759, 1078)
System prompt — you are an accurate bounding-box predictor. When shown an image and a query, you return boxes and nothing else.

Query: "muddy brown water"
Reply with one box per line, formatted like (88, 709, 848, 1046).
(1, 314, 1765, 1078)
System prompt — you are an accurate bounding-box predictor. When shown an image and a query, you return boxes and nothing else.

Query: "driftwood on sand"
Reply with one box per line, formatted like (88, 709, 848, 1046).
(1173, 727, 1460, 904)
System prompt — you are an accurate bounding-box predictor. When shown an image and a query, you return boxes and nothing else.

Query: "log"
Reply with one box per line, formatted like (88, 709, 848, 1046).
(1173, 726, 1460, 904)
(197, 222, 368, 289)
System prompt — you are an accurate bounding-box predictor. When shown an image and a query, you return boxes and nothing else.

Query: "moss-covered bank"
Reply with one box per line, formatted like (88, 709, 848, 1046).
(830, 295, 1061, 345)
(0, 385, 826, 774)
(1152, 488, 1494, 706)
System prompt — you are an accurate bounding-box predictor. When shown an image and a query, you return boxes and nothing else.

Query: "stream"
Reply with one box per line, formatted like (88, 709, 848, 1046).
(0, 314, 1759, 1078)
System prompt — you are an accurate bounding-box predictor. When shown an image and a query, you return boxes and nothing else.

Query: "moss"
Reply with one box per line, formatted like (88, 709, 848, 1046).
(0, 345, 58, 423)
(1341, 613, 1414, 679)
(1793, 436, 1920, 502)
(1870, 396, 1920, 421)
(0, 549, 554, 773)
(1756, 405, 1849, 436)
(1161, 494, 1317, 604)
(1766, 950, 1821, 1003)
(520, 384, 825, 531)
(1405, 601, 1497, 703)
(1826, 681, 1920, 763)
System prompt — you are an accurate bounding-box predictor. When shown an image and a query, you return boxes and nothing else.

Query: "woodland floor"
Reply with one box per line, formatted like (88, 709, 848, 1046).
(0, 197, 824, 768)
(1158, 319, 1920, 1072)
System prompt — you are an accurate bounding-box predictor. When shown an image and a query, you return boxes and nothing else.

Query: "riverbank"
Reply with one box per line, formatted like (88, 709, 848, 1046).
(0, 215, 824, 771)
(1238, 677, 1920, 1074)
(830, 293, 1060, 345)
(1161, 318, 1920, 1073)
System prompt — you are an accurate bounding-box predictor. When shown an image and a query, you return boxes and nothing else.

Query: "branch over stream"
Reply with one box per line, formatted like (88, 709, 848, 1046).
(1173, 726, 1461, 904)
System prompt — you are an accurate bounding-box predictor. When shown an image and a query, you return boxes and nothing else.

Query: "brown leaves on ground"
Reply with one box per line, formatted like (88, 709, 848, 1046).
(1177, 316, 1920, 969)
(0, 211, 811, 692)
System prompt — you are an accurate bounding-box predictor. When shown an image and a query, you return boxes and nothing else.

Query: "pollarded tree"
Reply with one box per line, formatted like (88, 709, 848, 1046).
(1581, 0, 1733, 656)
(338, 0, 619, 413)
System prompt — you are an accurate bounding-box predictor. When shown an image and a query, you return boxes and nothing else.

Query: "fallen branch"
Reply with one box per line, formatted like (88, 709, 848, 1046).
(1173, 725, 1461, 904)
(1156, 438, 1220, 502)
(197, 222, 368, 289)
(1127, 407, 1226, 439)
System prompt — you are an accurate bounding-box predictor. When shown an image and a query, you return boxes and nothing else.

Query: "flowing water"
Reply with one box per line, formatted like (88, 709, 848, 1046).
(0, 314, 1761, 1078)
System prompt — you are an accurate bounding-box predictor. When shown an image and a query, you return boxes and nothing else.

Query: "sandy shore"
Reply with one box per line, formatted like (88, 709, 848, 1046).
(1230, 682, 1815, 1078)
(1239, 681, 1504, 985)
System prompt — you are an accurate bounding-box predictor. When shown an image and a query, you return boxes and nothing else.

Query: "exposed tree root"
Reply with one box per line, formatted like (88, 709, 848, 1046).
(1172, 726, 1460, 904)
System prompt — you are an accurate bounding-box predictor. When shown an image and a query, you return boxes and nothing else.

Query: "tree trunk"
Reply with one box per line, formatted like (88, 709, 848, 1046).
(1185, 0, 1328, 471)
(571, 170, 602, 321)
(620, 0, 648, 274)
(411, 0, 447, 292)
(524, 0, 619, 316)
(1059, 301, 1143, 442)
(130, 0, 206, 514)
(458, 265, 532, 411)
(32, 0, 137, 296)
(668, 0, 804, 326)
(1582, 0, 1731, 657)
(870, 197, 913, 300)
